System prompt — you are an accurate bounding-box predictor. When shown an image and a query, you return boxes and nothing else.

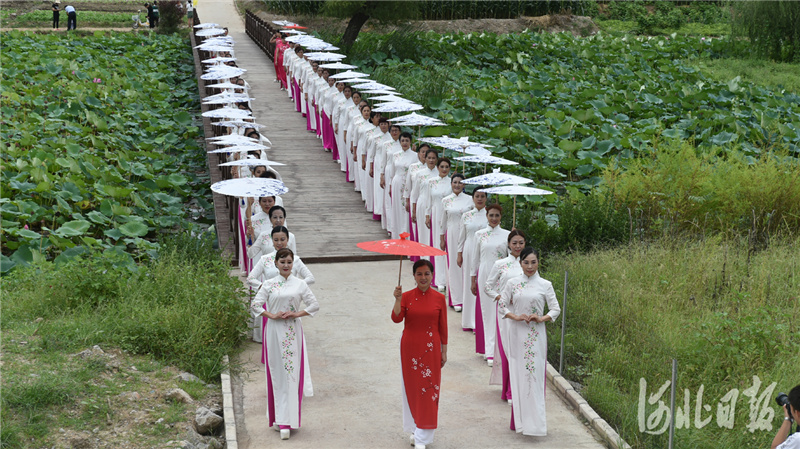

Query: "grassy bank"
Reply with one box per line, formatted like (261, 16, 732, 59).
(542, 237, 800, 449)
(1, 234, 249, 447)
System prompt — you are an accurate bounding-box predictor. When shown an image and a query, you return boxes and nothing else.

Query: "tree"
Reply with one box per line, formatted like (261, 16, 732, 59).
(320, 0, 419, 49)
(731, 1, 800, 62)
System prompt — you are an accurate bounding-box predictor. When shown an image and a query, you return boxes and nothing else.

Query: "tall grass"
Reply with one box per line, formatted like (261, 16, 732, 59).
(543, 237, 800, 449)
(1, 233, 249, 381)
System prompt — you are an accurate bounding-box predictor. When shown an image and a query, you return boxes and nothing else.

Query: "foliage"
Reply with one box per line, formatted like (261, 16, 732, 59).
(543, 237, 800, 449)
(0, 31, 210, 272)
(2, 10, 132, 27)
(156, 0, 183, 34)
(413, 0, 598, 20)
(344, 29, 800, 200)
(731, 0, 800, 62)
(599, 0, 729, 35)
(601, 141, 800, 239)
(320, 1, 420, 48)
(689, 56, 800, 93)
(1, 233, 249, 381)
(260, 0, 322, 16)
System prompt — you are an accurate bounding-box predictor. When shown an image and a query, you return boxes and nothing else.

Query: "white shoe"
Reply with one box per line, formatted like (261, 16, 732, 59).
(454, 306, 462, 312)
(409, 434, 415, 446)
(508, 399, 513, 405)
(415, 444, 426, 449)
(280, 429, 290, 440)
(487, 359, 494, 367)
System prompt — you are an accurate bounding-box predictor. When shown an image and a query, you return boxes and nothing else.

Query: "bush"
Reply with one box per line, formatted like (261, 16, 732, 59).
(601, 141, 800, 239)
(1, 233, 249, 381)
(156, 0, 183, 34)
(732, 1, 800, 62)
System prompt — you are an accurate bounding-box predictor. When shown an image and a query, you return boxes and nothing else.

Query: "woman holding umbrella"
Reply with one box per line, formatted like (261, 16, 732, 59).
(438, 174, 473, 312)
(425, 157, 452, 290)
(470, 204, 509, 366)
(391, 259, 447, 449)
(484, 230, 526, 401)
(499, 247, 560, 436)
(388, 132, 419, 239)
(405, 146, 436, 250)
(251, 247, 319, 441)
(457, 190, 488, 332)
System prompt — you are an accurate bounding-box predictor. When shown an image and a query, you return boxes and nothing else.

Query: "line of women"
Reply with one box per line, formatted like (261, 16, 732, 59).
(265, 22, 563, 446)
(194, 24, 321, 442)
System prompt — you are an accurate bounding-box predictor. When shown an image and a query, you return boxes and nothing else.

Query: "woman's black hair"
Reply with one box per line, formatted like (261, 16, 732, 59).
(451, 173, 466, 182)
(268, 205, 286, 218)
(259, 195, 276, 202)
(413, 259, 434, 274)
(271, 225, 290, 238)
(486, 203, 503, 214)
(246, 131, 260, 139)
(437, 156, 451, 167)
(417, 143, 431, 152)
(520, 247, 539, 261)
(508, 229, 526, 243)
(369, 111, 380, 120)
(275, 247, 294, 261)
(389, 124, 402, 133)
(259, 170, 277, 179)
(360, 103, 371, 112)
(399, 131, 413, 141)
(424, 148, 438, 158)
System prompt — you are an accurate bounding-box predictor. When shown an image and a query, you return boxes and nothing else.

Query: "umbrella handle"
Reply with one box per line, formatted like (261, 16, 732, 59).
(513, 196, 517, 229)
(398, 255, 403, 286)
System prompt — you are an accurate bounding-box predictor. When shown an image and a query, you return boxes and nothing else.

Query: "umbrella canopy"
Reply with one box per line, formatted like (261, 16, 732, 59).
(211, 178, 288, 197)
(306, 53, 347, 62)
(304, 51, 347, 59)
(369, 94, 410, 102)
(194, 44, 234, 52)
(329, 70, 369, 79)
(454, 155, 519, 165)
(372, 102, 424, 113)
(357, 232, 447, 285)
(196, 28, 226, 37)
(285, 34, 314, 43)
(319, 62, 358, 70)
(202, 56, 237, 64)
(419, 136, 492, 152)
(207, 134, 260, 145)
(388, 112, 443, 124)
(207, 143, 270, 154)
(462, 168, 532, 186)
(272, 20, 298, 26)
(304, 43, 340, 51)
(281, 29, 307, 35)
(220, 159, 286, 167)
(202, 93, 254, 104)
(201, 107, 253, 119)
(336, 78, 372, 85)
(194, 22, 220, 28)
(352, 82, 395, 91)
(205, 82, 245, 90)
(216, 120, 267, 129)
(359, 89, 397, 95)
(478, 185, 553, 196)
(201, 68, 245, 80)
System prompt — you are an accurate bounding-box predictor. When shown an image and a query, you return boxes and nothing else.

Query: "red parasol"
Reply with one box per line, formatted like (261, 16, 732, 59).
(282, 25, 308, 29)
(357, 232, 447, 285)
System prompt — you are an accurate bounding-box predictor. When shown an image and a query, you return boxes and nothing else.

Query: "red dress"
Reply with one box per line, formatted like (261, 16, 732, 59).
(391, 287, 448, 429)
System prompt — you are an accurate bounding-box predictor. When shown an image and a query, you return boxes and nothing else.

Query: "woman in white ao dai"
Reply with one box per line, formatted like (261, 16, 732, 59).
(499, 247, 560, 437)
(438, 174, 473, 309)
(250, 248, 319, 440)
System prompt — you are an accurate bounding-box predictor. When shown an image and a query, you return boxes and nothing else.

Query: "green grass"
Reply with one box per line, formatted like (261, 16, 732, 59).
(543, 237, 800, 449)
(596, 19, 731, 36)
(689, 57, 800, 94)
(5, 10, 133, 27)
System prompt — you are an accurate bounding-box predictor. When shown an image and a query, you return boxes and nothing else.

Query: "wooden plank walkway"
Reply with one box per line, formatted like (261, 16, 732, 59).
(192, 3, 392, 264)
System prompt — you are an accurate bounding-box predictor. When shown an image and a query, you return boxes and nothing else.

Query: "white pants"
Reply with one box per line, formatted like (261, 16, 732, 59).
(401, 376, 436, 445)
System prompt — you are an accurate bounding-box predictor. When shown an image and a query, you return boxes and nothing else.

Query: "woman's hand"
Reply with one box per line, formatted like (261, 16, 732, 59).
(405, 199, 410, 212)
(494, 295, 501, 302)
(380, 175, 385, 189)
(393, 286, 402, 301)
(457, 253, 463, 268)
(361, 159, 366, 170)
(441, 351, 447, 368)
(470, 277, 477, 296)
(246, 197, 255, 206)
(440, 236, 446, 251)
(425, 216, 431, 229)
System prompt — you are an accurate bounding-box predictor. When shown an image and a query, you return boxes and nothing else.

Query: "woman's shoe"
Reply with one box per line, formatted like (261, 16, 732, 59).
(280, 429, 290, 440)
(487, 359, 494, 367)
(454, 306, 462, 312)
(415, 444, 426, 449)
(409, 434, 415, 446)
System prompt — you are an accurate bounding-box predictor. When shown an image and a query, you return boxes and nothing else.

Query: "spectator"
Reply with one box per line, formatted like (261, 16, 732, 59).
(186, 0, 193, 27)
(64, 5, 76, 30)
(152, 1, 159, 27)
(145, 3, 154, 28)
(52, 1, 60, 29)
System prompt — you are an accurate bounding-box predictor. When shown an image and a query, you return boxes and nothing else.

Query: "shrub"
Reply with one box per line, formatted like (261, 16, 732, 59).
(731, 0, 800, 62)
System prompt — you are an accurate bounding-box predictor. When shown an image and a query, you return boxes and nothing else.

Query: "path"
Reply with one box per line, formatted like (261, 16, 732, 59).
(196, 0, 389, 263)
(194, 0, 611, 447)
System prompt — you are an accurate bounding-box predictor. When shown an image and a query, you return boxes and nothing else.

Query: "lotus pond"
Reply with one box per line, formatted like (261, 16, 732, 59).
(342, 30, 800, 201)
(0, 31, 208, 272)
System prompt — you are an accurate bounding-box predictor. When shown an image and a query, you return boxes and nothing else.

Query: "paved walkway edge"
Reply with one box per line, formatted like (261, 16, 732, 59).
(546, 362, 631, 449)
(221, 355, 239, 449)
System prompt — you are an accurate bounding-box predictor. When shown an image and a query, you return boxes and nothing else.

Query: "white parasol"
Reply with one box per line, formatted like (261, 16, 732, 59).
(462, 168, 532, 186)
(478, 184, 554, 228)
(207, 135, 259, 145)
(202, 56, 237, 64)
(194, 22, 220, 28)
(219, 160, 285, 167)
(207, 143, 270, 154)
(319, 62, 357, 70)
(372, 102, 424, 113)
(216, 120, 267, 130)
(211, 178, 288, 197)
(205, 82, 245, 90)
(306, 53, 347, 62)
(202, 92, 254, 103)
(201, 107, 253, 119)
(352, 82, 395, 91)
(200, 67, 246, 80)
(272, 20, 298, 26)
(454, 155, 518, 165)
(196, 28, 226, 37)
(329, 70, 369, 79)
